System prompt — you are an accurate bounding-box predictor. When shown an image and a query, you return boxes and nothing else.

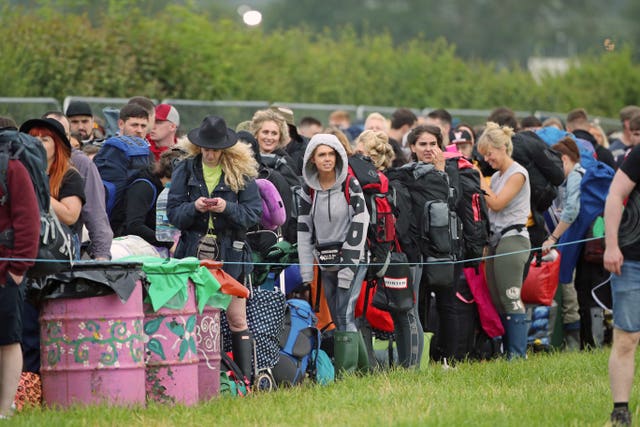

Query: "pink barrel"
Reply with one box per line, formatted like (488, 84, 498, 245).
(144, 280, 199, 405)
(40, 281, 145, 407)
(196, 306, 221, 401)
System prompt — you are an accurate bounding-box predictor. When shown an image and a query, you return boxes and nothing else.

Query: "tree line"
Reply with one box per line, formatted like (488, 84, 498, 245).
(1, 3, 639, 118)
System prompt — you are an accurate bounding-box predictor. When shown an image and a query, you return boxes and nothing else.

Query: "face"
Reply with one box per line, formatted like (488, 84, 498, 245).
(150, 120, 176, 145)
(69, 115, 94, 140)
(298, 123, 322, 139)
(630, 128, 640, 146)
(364, 118, 387, 132)
(256, 120, 280, 154)
(119, 117, 149, 138)
(410, 131, 440, 164)
(201, 147, 223, 167)
(456, 142, 473, 158)
(34, 135, 55, 165)
(311, 144, 337, 174)
(482, 145, 507, 170)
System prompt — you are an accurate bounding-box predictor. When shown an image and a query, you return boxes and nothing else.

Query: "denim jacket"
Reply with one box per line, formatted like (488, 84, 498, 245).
(560, 163, 585, 225)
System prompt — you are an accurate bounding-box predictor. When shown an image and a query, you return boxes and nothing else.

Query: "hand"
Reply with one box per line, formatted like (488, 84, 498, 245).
(604, 245, 624, 276)
(433, 146, 445, 171)
(195, 197, 210, 213)
(541, 238, 554, 254)
(207, 198, 226, 213)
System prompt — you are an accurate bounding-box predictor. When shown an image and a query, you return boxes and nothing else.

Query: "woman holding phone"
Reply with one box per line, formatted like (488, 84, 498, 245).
(167, 115, 262, 382)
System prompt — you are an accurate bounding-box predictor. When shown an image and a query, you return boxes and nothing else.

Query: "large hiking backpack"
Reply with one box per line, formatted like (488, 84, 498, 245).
(346, 155, 397, 278)
(0, 130, 74, 277)
(512, 131, 565, 213)
(387, 162, 458, 287)
(271, 298, 321, 386)
(93, 135, 151, 221)
(445, 155, 490, 266)
(559, 161, 614, 283)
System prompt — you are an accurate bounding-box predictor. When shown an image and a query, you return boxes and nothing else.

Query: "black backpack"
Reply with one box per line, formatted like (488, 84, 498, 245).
(511, 131, 565, 213)
(387, 162, 457, 288)
(0, 129, 74, 277)
(445, 155, 490, 267)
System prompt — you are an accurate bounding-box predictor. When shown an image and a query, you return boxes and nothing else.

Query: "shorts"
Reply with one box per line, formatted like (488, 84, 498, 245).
(611, 260, 640, 332)
(0, 272, 25, 345)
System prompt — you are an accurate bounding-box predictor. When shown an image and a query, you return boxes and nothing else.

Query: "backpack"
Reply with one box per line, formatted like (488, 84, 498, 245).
(386, 162, 457, 287)
(219, 352, 251, 397)
(110, 176, 158, 237)
(346, 155, 397, 278)
(512, 131, 565, 213)
(0, 130, 74, 277)
(559, 161, 614, 283)
(93, 135, 151, 221)
(255, 178, 287, 231)
(445, 155, 490, 266)
(271, 298, 321, 386)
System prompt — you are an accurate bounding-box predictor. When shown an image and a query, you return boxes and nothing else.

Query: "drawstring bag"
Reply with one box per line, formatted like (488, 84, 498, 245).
(372, 251, 414, 313)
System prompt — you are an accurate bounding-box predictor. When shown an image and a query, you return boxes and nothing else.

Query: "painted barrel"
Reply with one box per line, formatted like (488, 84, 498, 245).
(40, 280, 145, 407)
(144, 280, 199, 405)
(196, 306, 221, 401)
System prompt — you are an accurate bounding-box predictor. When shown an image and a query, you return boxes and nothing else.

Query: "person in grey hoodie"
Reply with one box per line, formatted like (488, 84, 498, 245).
(297, 133, 370, 375)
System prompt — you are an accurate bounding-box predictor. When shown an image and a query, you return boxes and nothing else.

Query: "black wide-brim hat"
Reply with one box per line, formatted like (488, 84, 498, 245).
(20, 118, 72, 155)
(188, 115, 237, 150)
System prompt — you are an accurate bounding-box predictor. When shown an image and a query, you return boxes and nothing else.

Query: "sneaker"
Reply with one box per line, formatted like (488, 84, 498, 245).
(610, 408, 631, 426)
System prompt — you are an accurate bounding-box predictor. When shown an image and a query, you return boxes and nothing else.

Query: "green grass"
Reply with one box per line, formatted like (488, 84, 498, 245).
(11, 348, 638, 427)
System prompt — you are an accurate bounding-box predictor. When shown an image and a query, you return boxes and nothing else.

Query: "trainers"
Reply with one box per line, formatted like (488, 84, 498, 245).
(610, 408, 631, 426)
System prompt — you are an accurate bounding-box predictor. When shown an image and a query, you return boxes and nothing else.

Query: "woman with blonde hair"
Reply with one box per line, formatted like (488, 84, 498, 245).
(477, 121, 531, 359)
(354, 130, 395, 170)
(167, 115, 262, 382)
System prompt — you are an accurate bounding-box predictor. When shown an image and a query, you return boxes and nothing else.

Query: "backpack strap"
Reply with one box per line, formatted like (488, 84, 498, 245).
(0, 144, 9, 206)
(130, 177, 158, 212)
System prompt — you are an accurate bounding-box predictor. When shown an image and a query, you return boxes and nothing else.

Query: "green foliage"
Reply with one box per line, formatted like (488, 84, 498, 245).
(1, 6, 639, 117)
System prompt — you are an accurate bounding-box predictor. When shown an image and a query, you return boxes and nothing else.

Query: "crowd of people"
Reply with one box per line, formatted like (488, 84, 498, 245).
(2, 99, 640, 426)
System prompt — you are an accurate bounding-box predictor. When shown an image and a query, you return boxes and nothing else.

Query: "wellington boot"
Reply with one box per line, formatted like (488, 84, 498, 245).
(333, 331, 359, 378)
(355, 331, 371, 373)
(502, 314, 528, 359)
(231, 330, 254, 384)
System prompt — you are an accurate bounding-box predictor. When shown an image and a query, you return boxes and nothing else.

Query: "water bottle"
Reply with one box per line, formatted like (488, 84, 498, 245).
(156, 183, 179, 242)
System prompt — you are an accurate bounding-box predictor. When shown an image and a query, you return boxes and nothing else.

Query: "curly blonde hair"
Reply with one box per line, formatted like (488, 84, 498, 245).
(183, 140, 259, 193)
(355, 130, 394, 170)
(250, 109, 290, 150)
(477, 121, 515, 157)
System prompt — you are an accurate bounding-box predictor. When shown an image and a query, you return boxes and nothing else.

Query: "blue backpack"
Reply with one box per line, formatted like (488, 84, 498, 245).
(558, 161, 614, 283)
(271, 298, 321, 386)
(93, 135, 151, 220)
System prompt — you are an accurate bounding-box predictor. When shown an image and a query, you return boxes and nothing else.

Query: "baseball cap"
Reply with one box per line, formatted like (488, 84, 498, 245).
(450, 129, 473, 144)
(155, 104, 180, 126)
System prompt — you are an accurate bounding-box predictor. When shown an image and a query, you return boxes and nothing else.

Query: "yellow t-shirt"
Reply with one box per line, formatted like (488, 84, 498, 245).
(203, 162, 222, 235)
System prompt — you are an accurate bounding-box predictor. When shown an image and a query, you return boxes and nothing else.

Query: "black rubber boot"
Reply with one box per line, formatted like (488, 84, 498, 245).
(231, 329, 254, 384)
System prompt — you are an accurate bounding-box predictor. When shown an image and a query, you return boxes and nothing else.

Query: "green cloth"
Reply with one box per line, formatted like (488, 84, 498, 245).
(118, 255, 230, 313)
(203, 162, 222, 234)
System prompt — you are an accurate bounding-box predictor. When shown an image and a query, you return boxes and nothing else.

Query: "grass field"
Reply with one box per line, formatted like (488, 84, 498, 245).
(10, 348, 636, 427)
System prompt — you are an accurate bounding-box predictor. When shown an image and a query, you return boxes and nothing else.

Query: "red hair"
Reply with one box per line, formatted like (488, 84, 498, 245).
(28, 127, 70, 199)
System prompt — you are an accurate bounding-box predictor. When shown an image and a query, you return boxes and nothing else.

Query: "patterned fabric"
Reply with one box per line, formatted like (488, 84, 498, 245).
(221, 289, 286, 370)
(14, 372, 42, 411)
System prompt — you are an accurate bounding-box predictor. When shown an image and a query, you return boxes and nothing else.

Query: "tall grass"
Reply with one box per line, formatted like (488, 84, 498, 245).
(11, 348, 635, 426)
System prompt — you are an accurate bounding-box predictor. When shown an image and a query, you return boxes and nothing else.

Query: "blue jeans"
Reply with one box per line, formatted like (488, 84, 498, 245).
(612, 260, 640, 332)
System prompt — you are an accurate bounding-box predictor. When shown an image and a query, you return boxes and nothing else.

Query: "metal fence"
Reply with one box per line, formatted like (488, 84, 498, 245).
(0, 97, 622, 135)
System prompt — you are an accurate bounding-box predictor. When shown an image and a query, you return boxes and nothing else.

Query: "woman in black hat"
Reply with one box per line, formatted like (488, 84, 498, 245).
(167, 115, 262, 382)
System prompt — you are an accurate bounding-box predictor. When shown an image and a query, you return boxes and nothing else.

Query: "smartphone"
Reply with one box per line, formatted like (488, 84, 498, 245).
(205, 198, 218, 206)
